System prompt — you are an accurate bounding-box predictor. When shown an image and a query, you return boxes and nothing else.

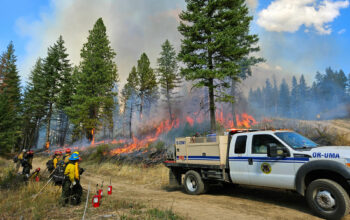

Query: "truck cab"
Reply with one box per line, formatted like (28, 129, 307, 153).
(165, 129, 350, 219)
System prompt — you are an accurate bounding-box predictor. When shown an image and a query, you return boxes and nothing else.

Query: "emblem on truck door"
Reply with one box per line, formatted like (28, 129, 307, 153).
(261, 162, 271, 174)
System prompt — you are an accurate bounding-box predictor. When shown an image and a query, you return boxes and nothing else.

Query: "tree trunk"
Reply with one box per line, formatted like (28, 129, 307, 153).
(208, 78, 216, 132)
(129, 104, 133, 138)
(140, 93, 144, 119)
(61, 114, 69, 146)
(230, 79, 237, 127)
(166, 86, 173, 122)
(45, 103, 53, 149)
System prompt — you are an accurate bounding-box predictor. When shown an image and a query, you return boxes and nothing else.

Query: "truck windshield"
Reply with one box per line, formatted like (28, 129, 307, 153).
(275, 132, 318, 149)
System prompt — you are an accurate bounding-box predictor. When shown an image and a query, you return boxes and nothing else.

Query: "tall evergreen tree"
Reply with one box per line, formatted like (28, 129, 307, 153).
(22, 59, 47, 148)
(67, 18, 118, 141)
(278, 79, 290, 117)
(178, 0, 262, 131)
(121, 66, 139, 138)
(157, 40, 180, 121)
(290, 76, 299, 118)
(298, 75, 308, 118)
(137, 53, 157, 118)
(272, 76, 279, 115)
(262, 79, 273, 116)
(42, 36, 72, 148)
(0, 42, 22, 153)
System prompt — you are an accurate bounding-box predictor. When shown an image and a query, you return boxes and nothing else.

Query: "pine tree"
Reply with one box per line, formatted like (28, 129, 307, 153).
(0, 42, 22, 153)
(278, 79, 290, 117)
(157, 40, 181, 121)
(298, 75, 308, 119)
(178, 0, 262, 131)
(56, 40, 74, 146)
(121, 66, 139, 138)
(67, 18, 118, 141)
(262, 79, 273, 116)
(290, 76, 299, 118)
(137, 53, 157, 118)
(272, 77, 279, 115)
(22, 58, 47, 148)
(42, 36, 72, 148)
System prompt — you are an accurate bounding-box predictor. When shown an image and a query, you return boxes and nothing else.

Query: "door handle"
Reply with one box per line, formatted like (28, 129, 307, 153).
(248, 158, 253, 165)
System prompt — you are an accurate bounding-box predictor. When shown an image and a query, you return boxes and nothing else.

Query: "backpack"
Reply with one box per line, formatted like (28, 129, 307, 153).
(13, 156, 18, 163)
(52, 160, 65, 185)
(46, 159, 54, 171)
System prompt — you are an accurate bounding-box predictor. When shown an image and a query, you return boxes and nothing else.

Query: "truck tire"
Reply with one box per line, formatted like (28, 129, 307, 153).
(184, 170, 207, 195)
(306, 179, 350, 220)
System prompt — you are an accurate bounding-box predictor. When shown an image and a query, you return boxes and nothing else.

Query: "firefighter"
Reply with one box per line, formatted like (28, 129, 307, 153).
(63, 148, 71, 164)
(14, 149, 26, 173)
(53, 151, 62, 169)
(22, 150, 34, 178)
(29, 168, 41, 181)
(46, 152, 56, 173)
(61, 153, 83, 206)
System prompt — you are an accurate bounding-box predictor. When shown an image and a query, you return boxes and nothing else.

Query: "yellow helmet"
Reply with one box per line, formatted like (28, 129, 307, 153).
(73, 151, 80, 155)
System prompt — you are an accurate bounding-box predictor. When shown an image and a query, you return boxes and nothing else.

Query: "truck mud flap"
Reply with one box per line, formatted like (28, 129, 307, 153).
(169, 169, 181, 187)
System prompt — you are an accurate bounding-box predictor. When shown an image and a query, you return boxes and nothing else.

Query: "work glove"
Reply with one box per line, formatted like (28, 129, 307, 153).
(70, 181, 76, 188)
(79, 168, 85, 175)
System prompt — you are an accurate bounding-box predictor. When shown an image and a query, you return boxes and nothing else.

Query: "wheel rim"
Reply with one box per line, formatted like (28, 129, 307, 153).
(186, 175, 198, 192)
(314, 189, 336, 211)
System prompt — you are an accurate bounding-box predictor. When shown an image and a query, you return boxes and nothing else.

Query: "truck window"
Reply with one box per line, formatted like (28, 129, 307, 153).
(234, 136, 247, 154)
(252, 135, 284, 154)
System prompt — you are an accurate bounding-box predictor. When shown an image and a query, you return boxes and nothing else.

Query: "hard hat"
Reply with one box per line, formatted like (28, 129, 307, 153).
(22, 149, 27, 152)
(35, 167, 40, 172)
(54, 150, 59, 155)
(69, 153, 80, 161)
(65, 148, 71, 153)
(58, 151, 62, 155)
(73, 151, 80, 155)
(28, 150, 34, 155)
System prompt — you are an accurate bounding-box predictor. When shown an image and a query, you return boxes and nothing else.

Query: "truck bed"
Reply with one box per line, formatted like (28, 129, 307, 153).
(174, 135, 229, 168)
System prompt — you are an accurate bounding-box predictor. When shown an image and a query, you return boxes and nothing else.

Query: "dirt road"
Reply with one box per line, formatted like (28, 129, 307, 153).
(32, 158, 350, 220)
(81, 172, 320, 220)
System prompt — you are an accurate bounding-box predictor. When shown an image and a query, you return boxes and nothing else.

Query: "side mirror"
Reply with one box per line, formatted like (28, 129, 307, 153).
(267, 144, 287, 158)
(267, 144, 277, 157)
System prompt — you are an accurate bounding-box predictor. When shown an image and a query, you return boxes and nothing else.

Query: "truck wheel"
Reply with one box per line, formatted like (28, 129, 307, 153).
(184, 170, 207, 195)
(306, 179, 350, 220)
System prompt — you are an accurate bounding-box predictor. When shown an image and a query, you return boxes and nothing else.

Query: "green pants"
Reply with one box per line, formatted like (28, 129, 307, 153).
(60, 180, 71, 205)
(71, 181, 82, 205)
(60, 179, 82, 205)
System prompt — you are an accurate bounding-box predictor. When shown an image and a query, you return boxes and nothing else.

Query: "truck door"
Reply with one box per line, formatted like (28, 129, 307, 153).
(247, 134, 295, 189)
(229, 135, 250, 185)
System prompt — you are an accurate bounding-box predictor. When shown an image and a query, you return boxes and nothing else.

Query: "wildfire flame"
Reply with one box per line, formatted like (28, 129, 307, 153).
(45, 141, 50, 150)
(109, 111, 256, 156)
(47, 110, 257, 157)
(110, 118, 180, 155)
(91, 129, 95, 145)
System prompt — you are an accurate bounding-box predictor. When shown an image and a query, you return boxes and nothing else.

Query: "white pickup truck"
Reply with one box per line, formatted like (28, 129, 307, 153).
(164, 129, 350, 219)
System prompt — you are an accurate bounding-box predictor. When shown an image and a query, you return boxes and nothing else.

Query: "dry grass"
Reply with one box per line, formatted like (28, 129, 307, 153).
(0, 157, 181, 220)
(0, 157, 10, 176)
(0, 180, 63, 219)
(255, 118, 350, 146)
(85, 162, 169, 188)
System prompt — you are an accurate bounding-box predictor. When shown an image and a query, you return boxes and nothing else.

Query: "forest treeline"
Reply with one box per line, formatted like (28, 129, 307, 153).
(248, 68, 350, 120)
(0, 1, 265, 154)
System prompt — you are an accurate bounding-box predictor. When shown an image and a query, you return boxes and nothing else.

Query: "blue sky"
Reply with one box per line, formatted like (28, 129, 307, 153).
(0, 0, 349, 88)
(0, 0, 52, 66)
